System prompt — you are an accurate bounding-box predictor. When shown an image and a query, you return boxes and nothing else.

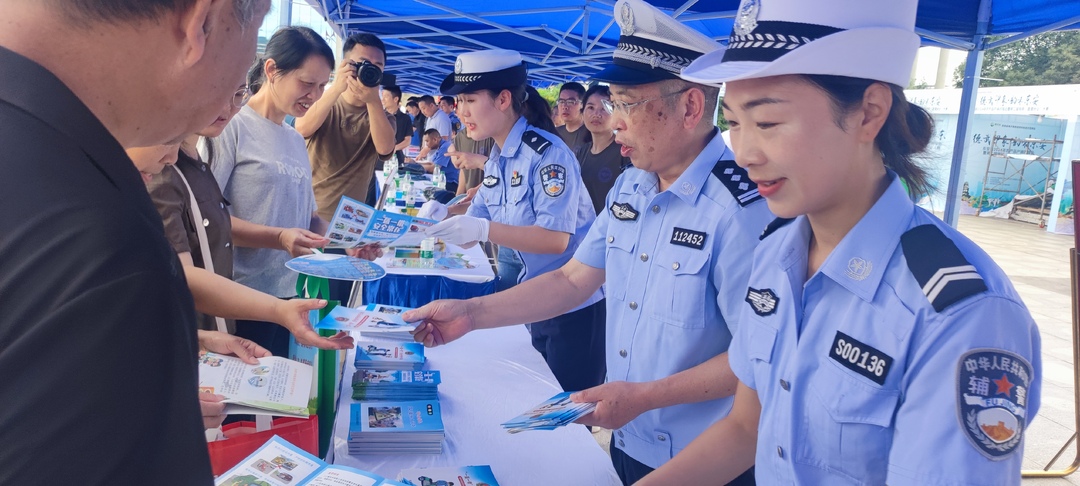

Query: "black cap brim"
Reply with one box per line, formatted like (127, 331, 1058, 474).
(590, 61, 680, 86)
(441, 62, 528, 96)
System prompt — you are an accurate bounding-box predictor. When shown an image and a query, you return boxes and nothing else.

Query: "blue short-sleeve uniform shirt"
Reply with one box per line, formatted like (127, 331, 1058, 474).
(728, 173, 1042, 485)
(468, 116, 603, 309)
(573, 129, 773, 468)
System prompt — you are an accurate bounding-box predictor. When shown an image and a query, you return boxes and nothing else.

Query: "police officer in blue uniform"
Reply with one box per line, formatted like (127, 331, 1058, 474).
(639, 0, 1042, 484)
(424, 49, 607, 395)
(409, 2, 771, 483)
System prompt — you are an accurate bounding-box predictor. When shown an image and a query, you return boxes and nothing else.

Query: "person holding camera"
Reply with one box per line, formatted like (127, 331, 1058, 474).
(296, 32, 396, 220)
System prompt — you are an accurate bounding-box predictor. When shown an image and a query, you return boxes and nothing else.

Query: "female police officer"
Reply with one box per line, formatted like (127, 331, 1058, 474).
(638, 0, 1042, 484)
(426, 49, 606, 394)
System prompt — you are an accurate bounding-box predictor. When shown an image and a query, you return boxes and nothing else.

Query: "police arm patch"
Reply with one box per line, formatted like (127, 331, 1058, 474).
(957, 349, 1032, 460)
(540, 164, 566, 197)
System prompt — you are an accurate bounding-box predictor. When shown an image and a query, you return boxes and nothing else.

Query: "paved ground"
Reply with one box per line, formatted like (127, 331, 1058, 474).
(588, 214, 1080, 483)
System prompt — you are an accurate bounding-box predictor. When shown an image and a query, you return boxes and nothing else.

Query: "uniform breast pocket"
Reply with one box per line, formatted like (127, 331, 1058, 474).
(798, 363, 900, 483)
(504, 185, 536, 226)
(604, 233, 635, 301)
(649, 249, 710, 328)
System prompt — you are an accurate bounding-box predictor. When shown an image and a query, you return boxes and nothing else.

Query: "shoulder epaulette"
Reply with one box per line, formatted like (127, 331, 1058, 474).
(759, 217, 794, 240)
(522, 130, 552, 155)
(900, 224, 987, 312)
(711, 159, 762, 207)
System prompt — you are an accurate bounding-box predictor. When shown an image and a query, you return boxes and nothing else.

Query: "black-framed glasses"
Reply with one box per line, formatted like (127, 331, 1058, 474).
(231, 86, 252, 108)
(602, 88, 691, 116)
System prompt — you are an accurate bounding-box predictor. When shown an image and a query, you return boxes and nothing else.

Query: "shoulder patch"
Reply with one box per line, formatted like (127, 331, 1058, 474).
(522, 130, 552, 155)
(901, 224, 987, 312)
(711, 159, 761, 207)
(760, 217, 795, 241)
(958, 349, 1032, 460)
(540, 164, 566, 197)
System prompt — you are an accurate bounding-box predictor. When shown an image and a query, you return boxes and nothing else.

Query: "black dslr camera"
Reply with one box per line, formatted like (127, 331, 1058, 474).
(350, 60, 383, 87)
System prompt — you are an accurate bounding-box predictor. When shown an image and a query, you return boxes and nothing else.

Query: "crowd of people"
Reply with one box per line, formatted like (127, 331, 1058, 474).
(0, 0, 1044, 484)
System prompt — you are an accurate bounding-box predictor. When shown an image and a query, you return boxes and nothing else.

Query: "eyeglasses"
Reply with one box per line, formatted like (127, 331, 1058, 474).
(601, 88, 691, 116)
(555, 99, 581, 107)
(231, 86, 252, 108)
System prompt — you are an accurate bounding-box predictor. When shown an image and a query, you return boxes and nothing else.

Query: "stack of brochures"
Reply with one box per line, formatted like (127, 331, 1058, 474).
(352, 369, 441, 401)
(354, 342, 427, 371)
(216, 435, 410, 486)
(316, 303, 419, 341)
(399, 465, 501, 486)
(348, 400, 445, 454)
(500, 391, 596, 433)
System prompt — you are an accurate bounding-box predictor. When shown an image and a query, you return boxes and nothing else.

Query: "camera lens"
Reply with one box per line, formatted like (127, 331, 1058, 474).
(357, 61, 383, 88)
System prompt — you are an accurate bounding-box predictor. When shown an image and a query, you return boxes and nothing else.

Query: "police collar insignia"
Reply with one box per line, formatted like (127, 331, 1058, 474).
(511, 171, 522, 187)
(845, 257, 872, 281)
(540, 164, 565, 197)
(483, 175, 500, 188)
(958, 349, 1032, 460)
(745, 287, 778, 317)
(609, 202, 639, 221)
(733, 0, 759, 37)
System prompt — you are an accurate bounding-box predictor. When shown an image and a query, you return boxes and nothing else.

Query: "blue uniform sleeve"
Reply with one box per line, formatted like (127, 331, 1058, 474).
(886, 295, 1041, 485)
(573, 204, 609, 270)
(529, 148, 581, 235)
(712, 200, 772, 336)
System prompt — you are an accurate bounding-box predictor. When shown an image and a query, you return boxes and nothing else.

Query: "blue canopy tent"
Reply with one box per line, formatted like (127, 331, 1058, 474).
(305, 0, 1079, 230)
(303, 0, 1080, 476)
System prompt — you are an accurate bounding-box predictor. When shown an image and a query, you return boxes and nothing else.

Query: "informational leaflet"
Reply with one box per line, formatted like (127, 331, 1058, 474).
(216, 435, 410, 486)
(314, 303, 416, 334)
(500, 392, 597, 433)
(198, 353, 314, 417)
(325, 196, 437, 249)
(398, 465, 501, 486)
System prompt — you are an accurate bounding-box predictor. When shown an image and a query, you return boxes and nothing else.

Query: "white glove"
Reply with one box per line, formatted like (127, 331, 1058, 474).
(427, 215, 490, 246)
(417, 200, 448, 221)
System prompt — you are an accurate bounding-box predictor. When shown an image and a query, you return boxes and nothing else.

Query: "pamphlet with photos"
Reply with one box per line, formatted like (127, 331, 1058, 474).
(354, 342, 426, 371)
(215, 435, 410, 486)
(352, 369, 441, 401)
(198, 353, 314, 418)
(285, 253, 387, 282)
(399, 465, 501, 486)
(348, 401, 445, 455)
(315, 303, 417, 335)
(500, 391, 596, 433)
(324, 196, 437, 249)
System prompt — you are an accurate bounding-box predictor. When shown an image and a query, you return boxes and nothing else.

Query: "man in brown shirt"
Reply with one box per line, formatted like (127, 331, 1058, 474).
(296, 33, 396, 220)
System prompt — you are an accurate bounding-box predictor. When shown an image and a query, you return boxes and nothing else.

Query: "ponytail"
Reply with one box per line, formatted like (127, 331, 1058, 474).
(521, 85, 556, 133)
(801, 74, 933, 197)
(247, 56, 265, 95)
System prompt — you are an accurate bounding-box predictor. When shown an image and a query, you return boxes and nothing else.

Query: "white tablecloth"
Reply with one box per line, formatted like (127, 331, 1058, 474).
(331, 326, 620, 485)
(375, 242, 495, 284)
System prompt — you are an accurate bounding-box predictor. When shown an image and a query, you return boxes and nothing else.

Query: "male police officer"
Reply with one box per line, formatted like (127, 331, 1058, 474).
(406, 0, 771, 483)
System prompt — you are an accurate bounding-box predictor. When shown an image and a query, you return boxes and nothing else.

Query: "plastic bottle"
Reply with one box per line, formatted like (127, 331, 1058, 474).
(420, 237, 435, 269)
(432, 165, 445, 190)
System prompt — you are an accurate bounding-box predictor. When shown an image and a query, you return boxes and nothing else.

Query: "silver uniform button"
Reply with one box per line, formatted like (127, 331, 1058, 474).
(657, 435, 666, 442)
(619, 440, 625, 447)
(780, 379, 790, 391)
(618, 430, 624, 438)
(619, 349, 627, 358)
(629, 301, 638, 310)
(777, 446, 784, 458)
(652, 205, 660, 213)
(640, 253, 648, 262)
(202, 218, 210, 227)
(225, 242, 231, 248)
(607, 236, 614, 243)
(672, 262, 680, 271)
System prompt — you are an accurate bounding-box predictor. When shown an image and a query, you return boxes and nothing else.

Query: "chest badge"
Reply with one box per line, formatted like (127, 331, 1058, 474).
(846, 257, 872, 281)
(958, 349, 1032, 460)
(511, 170, 523, 187)
(609, 202, 639, 221)
(830, 331, 893, 386)
(745, 287, 779, 317)
(540, 164, 566, 197)
(482, 175, 500, 188)
(670, 227, 707, 250)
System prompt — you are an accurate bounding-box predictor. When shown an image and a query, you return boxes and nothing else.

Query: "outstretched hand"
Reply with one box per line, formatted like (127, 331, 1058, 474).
(404, 299, 476, 347)
(570, 381, 651, 430)
(275, 299, 354, 350)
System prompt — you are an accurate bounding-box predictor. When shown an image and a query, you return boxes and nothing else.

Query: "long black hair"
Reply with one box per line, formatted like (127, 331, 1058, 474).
(801, 74, 933, 197)
(247, 26, 335, 95)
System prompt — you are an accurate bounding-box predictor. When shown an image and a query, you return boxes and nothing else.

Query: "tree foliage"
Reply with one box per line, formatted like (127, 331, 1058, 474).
(954, 31, 1080, 87)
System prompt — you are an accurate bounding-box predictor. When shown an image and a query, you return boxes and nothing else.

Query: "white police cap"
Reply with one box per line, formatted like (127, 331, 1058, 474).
(682, 0, 920, 87)
(592, 0, 723, 85)
(441, 49, 528, 96)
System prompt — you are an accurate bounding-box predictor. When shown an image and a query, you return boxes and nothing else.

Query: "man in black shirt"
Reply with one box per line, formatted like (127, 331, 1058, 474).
(382, 84, 414, 164)
(0, 1, 270, 484)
